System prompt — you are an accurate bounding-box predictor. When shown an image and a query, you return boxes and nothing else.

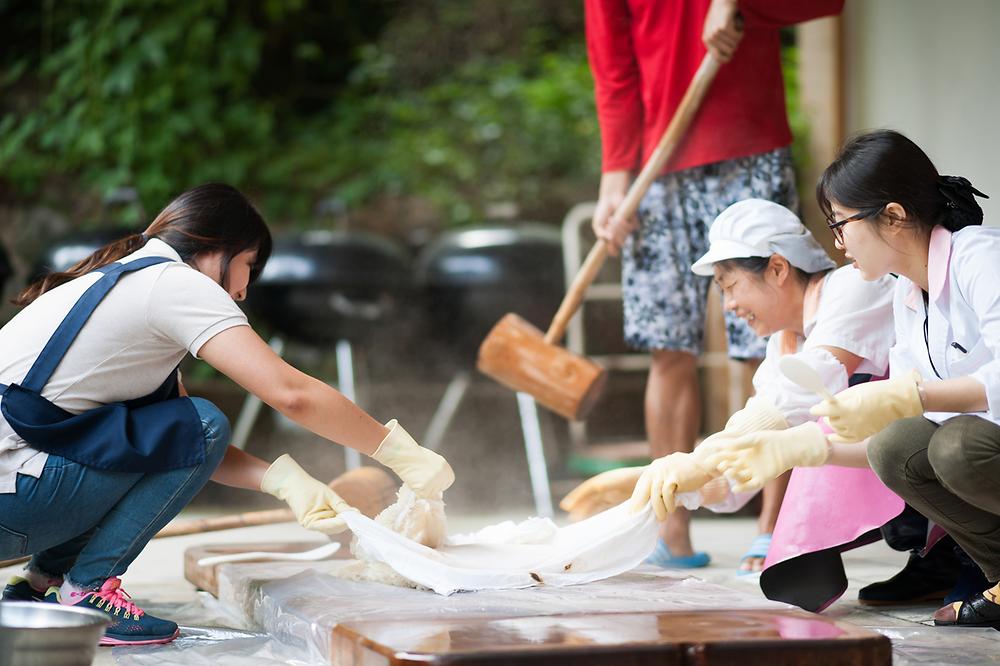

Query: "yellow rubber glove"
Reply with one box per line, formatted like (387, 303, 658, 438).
(724, 396, 790, 434)
(371, 420, 455, 498)
(628, 452, 716, 521)
(260, 455, 356, 535)
(559, 466, 643, 521)
(694, 396, 789, 463)
(702, 422, 830, 493)
(809, 371, 923, 443)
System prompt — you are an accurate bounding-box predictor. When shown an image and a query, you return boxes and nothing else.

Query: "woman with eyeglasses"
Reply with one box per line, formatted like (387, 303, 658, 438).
(709, 129, 996, 627)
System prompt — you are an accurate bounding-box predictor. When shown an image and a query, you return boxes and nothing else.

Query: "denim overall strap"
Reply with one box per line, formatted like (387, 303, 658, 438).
(20, 257, 172, 394)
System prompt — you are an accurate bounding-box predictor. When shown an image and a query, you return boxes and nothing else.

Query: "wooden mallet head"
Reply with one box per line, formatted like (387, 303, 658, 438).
(477, 313, 607, 421)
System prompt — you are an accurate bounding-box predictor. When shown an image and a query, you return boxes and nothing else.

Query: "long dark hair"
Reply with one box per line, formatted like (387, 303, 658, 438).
(817, 129, 988, 235)
(15, 183, 272, 306)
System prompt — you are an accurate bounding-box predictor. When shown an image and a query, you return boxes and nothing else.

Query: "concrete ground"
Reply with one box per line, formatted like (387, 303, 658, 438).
(7, 507, 1000, 665)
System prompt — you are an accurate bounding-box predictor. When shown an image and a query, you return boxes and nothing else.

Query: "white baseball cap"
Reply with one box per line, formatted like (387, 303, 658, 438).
(690, 199, 836, 276)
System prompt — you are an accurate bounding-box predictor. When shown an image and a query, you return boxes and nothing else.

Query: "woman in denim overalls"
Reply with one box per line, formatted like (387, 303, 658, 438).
(0, 184, 454, 645)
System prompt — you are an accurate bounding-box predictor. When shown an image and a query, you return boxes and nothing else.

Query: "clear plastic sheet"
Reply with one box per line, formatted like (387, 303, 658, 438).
(219, 563, 793, 663)
(113, 626, 318, 666)
(870, 625, 1000, 665)
(112, 594, 322, 666)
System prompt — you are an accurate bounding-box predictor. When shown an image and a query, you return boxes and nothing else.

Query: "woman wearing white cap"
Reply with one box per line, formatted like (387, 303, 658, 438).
(563, 197, 900, 606)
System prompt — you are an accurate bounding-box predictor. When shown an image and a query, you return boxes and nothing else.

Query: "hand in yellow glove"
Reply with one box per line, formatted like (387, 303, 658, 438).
(372, 420, 455, 498)
(693, 396, 789, 464)
(628, 452, 716, 521)
(559, 466, 643, 521)
(702, 422, 830, 493)
(261, 455, 356, 535)
(809, 371, 923, 443)
(724, 396, 789, 434)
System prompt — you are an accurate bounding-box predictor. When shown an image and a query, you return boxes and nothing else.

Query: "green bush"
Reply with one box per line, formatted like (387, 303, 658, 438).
(0, 1, 596, 227)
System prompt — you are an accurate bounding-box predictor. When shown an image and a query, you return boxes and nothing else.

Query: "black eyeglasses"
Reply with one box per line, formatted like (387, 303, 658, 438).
(826, 206, 885, 244)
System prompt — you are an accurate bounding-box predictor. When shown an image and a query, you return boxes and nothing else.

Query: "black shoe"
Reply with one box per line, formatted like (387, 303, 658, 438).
(859, 548, 960, 606)
(2, 576, 48, 602)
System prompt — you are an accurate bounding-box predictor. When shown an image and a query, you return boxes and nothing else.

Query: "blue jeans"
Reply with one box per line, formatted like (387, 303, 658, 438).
(0, 397, 229, 589)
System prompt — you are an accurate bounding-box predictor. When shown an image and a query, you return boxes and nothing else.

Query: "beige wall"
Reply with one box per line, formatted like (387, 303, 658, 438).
(843, 0, 1000, 225)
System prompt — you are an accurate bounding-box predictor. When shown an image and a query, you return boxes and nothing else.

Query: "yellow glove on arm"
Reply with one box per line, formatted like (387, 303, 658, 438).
(809, 371, 922, 443)
(723, 396, 789, 434)
(628, 452, 716, 521)
(693, 396, 789, 463)
(702, 422, 829, 493)
(372, 420, 455, 498)
(261, 455, 356, 535)
(559, 466, 643, 521)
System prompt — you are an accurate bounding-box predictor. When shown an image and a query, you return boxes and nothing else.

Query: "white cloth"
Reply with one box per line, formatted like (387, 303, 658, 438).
(341, 502, 660, 596)
(0, 238, 249, 492)
(890, 226, 1000, 425)
(752, 265, 895, 426)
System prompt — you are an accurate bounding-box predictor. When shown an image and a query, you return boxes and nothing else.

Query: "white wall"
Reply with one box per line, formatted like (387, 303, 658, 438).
(843, 0, 1000, 224)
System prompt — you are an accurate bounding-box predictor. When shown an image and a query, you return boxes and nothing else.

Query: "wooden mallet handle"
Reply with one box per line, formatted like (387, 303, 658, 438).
(544, 54, 722, 346)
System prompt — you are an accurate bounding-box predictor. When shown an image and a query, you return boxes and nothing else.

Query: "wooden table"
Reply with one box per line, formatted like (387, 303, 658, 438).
(186, 542, 891, 665)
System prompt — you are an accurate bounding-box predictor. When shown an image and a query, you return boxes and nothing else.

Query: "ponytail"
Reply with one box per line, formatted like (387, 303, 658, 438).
(937, 175, 989, 232)
(13, 232, 148, 307)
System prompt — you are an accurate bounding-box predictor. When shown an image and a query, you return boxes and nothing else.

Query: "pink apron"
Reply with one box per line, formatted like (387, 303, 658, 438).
(758, 285, 905, 612)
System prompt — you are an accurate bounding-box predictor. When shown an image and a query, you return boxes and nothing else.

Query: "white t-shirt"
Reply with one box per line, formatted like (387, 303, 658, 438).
(0, 238, 249, 492)
(752, 265, 896, 426)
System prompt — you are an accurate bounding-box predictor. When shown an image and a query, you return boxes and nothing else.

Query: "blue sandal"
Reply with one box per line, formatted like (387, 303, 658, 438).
(645, 539, 711, 569)
(738, 533, 772, 576)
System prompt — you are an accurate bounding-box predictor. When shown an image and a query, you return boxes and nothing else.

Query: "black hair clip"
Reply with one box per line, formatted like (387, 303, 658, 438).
(938, 175, 989, 211)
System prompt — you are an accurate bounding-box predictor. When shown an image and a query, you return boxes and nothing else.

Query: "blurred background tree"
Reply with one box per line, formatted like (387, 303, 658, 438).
(0, 0, 599, 231)
(1, 1, 802, 232)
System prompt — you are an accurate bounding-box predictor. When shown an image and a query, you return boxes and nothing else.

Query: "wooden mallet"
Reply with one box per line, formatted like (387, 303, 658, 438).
(477, 54, 722, 420)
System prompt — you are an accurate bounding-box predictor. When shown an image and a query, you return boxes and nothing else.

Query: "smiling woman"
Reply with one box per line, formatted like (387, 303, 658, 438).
(565, 198, 898, 601)
(0, 183, 454, 646)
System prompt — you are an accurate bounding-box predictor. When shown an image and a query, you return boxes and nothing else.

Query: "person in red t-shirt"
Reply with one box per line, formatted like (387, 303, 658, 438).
(584, 0, 843, 571)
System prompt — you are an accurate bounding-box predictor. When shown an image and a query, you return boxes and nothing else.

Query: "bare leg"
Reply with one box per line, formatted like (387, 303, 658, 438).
(646, 349, 700, 556)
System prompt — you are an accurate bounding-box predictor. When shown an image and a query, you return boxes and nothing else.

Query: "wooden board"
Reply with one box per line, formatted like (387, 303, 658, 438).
(186, 542, 891, 665)
(184, 541, 347, 596)
(332, 610, 891, 666)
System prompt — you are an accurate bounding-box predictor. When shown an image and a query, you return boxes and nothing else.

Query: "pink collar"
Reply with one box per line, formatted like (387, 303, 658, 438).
(905, 225, 952, 310)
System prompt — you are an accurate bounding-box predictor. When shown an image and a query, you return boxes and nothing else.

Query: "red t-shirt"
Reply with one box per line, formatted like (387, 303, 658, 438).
(586, 0, 843, 174)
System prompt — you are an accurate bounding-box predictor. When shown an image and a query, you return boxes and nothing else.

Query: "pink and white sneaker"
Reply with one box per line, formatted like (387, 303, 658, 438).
(45, 577, 179, 646)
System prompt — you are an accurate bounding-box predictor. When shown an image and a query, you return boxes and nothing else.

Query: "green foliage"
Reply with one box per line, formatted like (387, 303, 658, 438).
(1, 1, 803, 229)
(1, 0, 595, 227)
(266, 46, 599, 225)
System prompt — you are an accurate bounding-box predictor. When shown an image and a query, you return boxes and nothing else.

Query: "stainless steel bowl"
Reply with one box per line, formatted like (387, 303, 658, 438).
(0, 601, 109, 666)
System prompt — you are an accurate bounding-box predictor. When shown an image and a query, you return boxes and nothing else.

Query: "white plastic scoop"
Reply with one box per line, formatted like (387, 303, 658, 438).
(778, 356, 836, 401)
(196, 541, 341, 567)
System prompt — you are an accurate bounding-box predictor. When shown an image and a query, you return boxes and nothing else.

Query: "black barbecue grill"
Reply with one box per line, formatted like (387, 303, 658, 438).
(417, 225, 565, 357)
(416, 224, 565, 516)
(246, 230, 410, 344)
(0, 243, 12, 296)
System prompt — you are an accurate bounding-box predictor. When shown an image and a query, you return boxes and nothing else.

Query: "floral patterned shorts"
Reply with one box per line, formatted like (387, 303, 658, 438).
(622, 147, 798, 358)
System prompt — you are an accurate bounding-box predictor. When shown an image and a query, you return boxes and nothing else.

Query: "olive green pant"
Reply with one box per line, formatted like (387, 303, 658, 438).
(868, 415, 1000, 582)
